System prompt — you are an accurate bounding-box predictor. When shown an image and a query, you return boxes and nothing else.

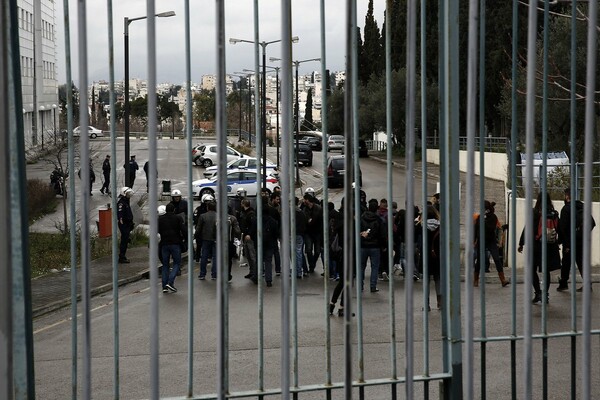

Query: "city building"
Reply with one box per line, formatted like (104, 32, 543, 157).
(18, 0, 59, 150)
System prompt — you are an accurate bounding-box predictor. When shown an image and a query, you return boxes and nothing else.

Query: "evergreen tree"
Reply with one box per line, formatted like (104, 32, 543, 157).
(359, 0, 383, 84)
(301, 89, 313, 131)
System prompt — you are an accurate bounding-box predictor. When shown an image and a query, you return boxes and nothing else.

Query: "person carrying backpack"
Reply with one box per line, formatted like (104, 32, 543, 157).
(518, 192, 561, 304)
(557, 187, 596, 292)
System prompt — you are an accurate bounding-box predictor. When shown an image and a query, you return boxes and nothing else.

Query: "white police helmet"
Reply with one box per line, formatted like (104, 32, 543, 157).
(171, 189, 182, 197)
(236, 187, 247, 197)
(157, 205, 167, 215)
(201, 193, 215, 203)
(305, 187, 315, 195)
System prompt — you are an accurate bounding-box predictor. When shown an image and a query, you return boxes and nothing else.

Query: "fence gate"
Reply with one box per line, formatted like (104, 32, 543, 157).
(2, 0, 600, 399)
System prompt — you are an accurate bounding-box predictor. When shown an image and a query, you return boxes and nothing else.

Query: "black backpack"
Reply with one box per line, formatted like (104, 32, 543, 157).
(264, 214, 280, 241)
(575, 205, 596, 236)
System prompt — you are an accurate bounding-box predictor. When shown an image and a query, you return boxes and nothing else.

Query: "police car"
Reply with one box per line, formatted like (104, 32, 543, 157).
(203, 157, 278, 179)
(192, 168, 280, 199)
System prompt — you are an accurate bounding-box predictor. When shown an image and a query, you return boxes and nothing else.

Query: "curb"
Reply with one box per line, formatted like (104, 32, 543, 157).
(369, 155, 441, 180)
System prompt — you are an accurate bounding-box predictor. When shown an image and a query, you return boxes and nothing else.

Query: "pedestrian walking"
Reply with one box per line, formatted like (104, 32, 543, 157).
(360, 199, 385, 293)
(557, 187, 596, 292)
(518, 192, 561, 304)
(117, 187, 134, 263)
(158, 203, 185, 293)
(124, 155, 139, 188)
(100, 154, 111, 195)
(196, 200, 217, 280)
(143, 160, 158, 193)
(474, 200, 510, 287)
(239, 199, 258, 284)
(78, 159, 96, 195)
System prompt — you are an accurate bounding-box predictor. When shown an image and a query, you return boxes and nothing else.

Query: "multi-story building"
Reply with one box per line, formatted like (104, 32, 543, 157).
(18, 0, 59, 150)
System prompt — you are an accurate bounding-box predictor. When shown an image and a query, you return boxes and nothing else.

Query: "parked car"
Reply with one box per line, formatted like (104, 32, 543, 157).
(327, 155, 362, 188)
(203, 157, 278, 178)
(327, 135, 345, 152)
(299, 136, 323, 151)
(73, 126, 104, 139)
(192, 168, 279, 199)
(193, 144, 244, 167)
(294, 143, 313, 166)
(341, 139, 369, 158)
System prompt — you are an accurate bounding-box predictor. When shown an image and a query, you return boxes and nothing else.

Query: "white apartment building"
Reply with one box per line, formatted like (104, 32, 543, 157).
(18, 0, 59, 150)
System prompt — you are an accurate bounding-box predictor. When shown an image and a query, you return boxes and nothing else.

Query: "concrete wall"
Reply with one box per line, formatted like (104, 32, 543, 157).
(426, 149, 509, 183)
(507, 198, 600, 268)
(426, 149, 600, 267)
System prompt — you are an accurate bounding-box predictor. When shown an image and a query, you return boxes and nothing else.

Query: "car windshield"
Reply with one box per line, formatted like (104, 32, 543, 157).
(330, 135, 344, 141)
(331, 159, 345, 169)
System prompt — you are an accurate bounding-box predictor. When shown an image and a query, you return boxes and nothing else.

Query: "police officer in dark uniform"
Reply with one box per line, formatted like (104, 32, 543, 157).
(100, 154, 111, 195)
(117, 187, 134, 263)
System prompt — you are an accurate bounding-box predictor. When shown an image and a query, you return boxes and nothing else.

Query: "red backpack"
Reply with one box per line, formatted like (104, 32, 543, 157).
(536, 212, 558, 243)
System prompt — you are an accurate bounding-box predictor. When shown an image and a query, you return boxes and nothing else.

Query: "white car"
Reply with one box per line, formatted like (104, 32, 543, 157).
(192, 168, 279, 199)
(193, 144, 244, 168)
(203, 157, 278, 178)
(327, 135, 345, 151)
(73, 126, 104, 139)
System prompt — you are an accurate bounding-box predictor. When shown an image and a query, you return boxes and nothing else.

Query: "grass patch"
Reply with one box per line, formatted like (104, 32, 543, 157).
(28, 179, 58, 224)
(29, 229, 149, 278)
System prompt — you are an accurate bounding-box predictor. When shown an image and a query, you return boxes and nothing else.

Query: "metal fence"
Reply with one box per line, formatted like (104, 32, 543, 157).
(3, 0, 600, 399)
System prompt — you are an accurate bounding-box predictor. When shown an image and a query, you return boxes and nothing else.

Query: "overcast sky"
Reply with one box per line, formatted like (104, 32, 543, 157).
(55, 1, 386, 85)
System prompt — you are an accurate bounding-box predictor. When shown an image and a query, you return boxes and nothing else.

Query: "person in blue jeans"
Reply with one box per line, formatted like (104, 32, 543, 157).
(360, 199, 385, 292)
(158, 203, 185, 293)
(196, 200, 217, 279)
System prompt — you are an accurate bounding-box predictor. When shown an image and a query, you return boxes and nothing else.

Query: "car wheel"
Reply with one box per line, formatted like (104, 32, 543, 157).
(203, 159, 213, 168)
(199, 188, 214, 197)
(194, 157, 203, 166)
(90, 133, 97, 139)
(307, 160, 313, 167)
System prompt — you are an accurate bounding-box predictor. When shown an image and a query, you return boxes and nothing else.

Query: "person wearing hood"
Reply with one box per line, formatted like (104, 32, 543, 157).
(558, 187, 596, 292)
(158, 203, 185, 293)
(117, 187, 134, 263)
(360, 199, 386, 293)
(423, 205, 442, 310)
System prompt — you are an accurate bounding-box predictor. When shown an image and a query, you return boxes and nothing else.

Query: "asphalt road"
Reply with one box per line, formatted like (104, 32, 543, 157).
(30, 138, 600, 399)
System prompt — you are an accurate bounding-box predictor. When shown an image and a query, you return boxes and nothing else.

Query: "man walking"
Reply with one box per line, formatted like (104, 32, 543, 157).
(196, 200, 217, 280)
(124, 155, 139, 188)
(100, 154, 111, 195)
(239, 199, 258, 284)
(159, 203, 185, 293)
(117, 187, 134, 263)
(558, 187, 596, 292)
(303, 194, 323, 273)
(360, 199, 385, 293)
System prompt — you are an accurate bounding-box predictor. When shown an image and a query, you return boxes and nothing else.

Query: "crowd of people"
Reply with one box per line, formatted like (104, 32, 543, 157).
(134, 184, 595, 308)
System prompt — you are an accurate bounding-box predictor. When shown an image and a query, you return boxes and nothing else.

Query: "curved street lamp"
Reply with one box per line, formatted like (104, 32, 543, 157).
(123, 10, 175, 187)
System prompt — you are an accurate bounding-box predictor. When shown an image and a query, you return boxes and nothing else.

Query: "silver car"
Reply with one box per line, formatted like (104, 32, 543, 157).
(73, 126, 104, 139)
(193, 144, 244, 168)
(327, 135, 345, 152)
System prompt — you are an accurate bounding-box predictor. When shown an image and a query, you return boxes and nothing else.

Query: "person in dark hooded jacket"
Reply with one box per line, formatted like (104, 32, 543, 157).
(360, 199, 386, 293)
(474, 200, 510, 287)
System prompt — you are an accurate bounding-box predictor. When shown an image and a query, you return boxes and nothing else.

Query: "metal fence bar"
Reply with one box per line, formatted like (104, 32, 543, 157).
(76, 0, 93, 397)
(280, 2, 293, 398)
(385, 1, 398, 395)
(319, 0, 333, 394)
(523, 0, 540, 397)
(405, 0, 417, 398)
(509, 2, 519, 398)
(1, 1, 13, 398)
(145, 1, 161, 399)
(105, 1, 121, 398)
(215, 2, 229, 398)
(581, 1, 598, 398)
(464, 0, 478, 398)
(184, 0, 196, 396)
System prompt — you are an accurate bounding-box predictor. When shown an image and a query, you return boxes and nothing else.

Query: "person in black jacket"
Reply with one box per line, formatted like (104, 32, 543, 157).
(100, 154, 111, 195)
(117, 187, 134, 263)
(124, 155, 139, 188)
(303, 194, 323, 273)
(557, 187, 596, 292)
(239, 199, 258, 284)
(360, 199, 385, 293)
(158, 203, 185, 293)
(518, 192, 561, 304)
(294, 197, 308, 279)
(474, 200, 510, 287)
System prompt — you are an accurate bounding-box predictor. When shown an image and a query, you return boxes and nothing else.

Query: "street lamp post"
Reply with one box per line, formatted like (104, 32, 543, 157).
(234, 71, 255, 144)
(39, 105, 45, 149)
(271, 57, 320, 183)
(52, 104, 57, 144)
(230, 36, 298, 186)
(124, 10, 175, 187)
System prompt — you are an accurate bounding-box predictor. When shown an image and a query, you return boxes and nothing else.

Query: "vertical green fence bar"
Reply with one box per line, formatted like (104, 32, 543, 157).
(76, 0, 92, 396)
(464, 0, 479, 398)
(523, 0, 540, 397)
(105, 1, 121, 398)
(581, 1, 598, 398)
(1, 1, 14, 398)
(441, 0, 463, 397)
